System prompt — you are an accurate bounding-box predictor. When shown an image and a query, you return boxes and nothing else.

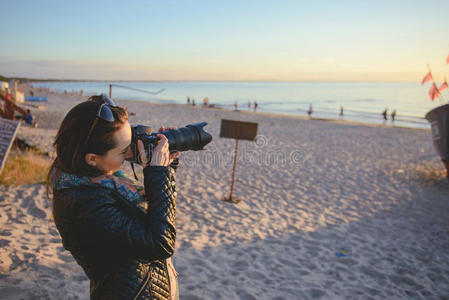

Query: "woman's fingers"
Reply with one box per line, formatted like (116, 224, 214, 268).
(170, 152, 181, 164)
(158, 126, 176, 132)
(156, 134, 169, 148)
(169, 151, 180, 164)
(169, 151, 180, 160)
(150, 134, 170, 166)
(137, 140, 148, 165)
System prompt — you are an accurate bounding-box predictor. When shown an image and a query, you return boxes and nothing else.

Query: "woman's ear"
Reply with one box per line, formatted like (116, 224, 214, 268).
(85, 153, 98, 167)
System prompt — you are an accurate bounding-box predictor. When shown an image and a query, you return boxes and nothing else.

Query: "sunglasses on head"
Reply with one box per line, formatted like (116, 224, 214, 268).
(96, 94, 117, 121)
(85, 94, 117, 147)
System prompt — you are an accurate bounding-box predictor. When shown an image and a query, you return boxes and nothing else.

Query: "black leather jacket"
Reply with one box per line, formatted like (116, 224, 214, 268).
(53, 166, 177, 299)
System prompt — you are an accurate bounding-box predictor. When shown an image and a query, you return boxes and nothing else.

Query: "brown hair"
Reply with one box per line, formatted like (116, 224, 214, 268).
(47, 95, 128, 190)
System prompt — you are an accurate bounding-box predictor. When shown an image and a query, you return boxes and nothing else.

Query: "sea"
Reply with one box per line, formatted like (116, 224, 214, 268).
(33, 81, 448, 129)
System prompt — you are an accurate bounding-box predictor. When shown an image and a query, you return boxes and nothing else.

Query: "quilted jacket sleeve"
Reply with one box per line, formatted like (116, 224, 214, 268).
(55, 166, 176, 263)
(143, 165, 177, 258)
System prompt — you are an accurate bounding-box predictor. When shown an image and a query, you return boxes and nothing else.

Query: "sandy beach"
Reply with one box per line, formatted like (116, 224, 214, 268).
(1, 88, 448, 299)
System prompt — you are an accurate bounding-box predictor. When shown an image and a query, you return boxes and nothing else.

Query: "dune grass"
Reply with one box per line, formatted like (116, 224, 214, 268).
(0, 151, 52, 185)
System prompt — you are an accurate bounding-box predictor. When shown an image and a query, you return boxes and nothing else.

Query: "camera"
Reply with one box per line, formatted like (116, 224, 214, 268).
(127, 122, 213, 165)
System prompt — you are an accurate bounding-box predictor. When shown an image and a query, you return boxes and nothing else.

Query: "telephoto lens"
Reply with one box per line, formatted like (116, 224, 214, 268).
(128, 122, 212, 165)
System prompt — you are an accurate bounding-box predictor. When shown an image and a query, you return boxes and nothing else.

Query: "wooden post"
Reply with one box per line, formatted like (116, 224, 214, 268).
(227, 138, 239, 202)
(13, 81, 18, 102)
(109, 84, 113, 98)
(220, 119, 258, 204)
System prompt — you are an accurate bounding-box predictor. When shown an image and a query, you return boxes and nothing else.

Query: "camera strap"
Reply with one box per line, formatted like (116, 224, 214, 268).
(129, 161, 139, 181)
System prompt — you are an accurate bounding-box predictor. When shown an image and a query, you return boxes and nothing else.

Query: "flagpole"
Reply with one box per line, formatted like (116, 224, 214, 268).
(444, 77, 449, 102)
(427, 64, 445, 104)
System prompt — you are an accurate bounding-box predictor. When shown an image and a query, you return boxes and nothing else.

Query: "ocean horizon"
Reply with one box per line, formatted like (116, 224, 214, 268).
(33, 81, 448, 129)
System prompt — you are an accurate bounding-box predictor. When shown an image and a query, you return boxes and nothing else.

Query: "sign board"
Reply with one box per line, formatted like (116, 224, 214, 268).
(0, 117, 20, 174)
(220, 119, 258, 141)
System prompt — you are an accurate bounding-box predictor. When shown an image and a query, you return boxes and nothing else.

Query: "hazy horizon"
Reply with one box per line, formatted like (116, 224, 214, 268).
(3, 77, 434, 84)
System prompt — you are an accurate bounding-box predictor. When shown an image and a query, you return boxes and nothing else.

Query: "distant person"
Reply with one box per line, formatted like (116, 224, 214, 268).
(254, 101, 258, 113)
(3, 101, 14, 119)
(307, 104, 313, 118)
(24, 109, 34, 125)
(391, 109, 396, 122)
(187, 97, 191, 105)
(203, 97, 209, 107)
(15, 109, 34, 126)
(192, 99, 196, 106)
(5, 88, 12, 100)
(30, 90, 34, 97)
(234, 100, 238, 111)
(382, 108, 388, 124)
(248, 100, 251, 111)
(340, 106, 344, 118)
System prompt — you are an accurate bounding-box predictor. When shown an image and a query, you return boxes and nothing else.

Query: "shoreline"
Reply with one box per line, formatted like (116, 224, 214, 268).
(165, 102, 431, 133)
(30, 81, 433, 130)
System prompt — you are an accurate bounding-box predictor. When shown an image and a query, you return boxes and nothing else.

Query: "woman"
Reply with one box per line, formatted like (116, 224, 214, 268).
(48, 94, 180, 299)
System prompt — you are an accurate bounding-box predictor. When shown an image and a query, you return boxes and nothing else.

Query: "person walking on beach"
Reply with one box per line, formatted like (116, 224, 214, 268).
(254, 101, 258, 113)
(187, 97, 191, 105)
(391, 109, 396, 122)
(307, 104, 313, 118)
(339, 106, 344, 118)
(382, 108, 388, 124)
(234, 100, 239, 111)
(48, 94, 180, 300)
(248, 100, 251, 111)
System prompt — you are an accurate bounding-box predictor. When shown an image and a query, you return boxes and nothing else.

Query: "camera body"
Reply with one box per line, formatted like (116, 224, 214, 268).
(127, 122, 212, 165)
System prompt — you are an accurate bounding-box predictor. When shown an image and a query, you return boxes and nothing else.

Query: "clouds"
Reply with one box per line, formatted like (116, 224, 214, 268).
(0, 56, 432, 82)
(0, 58, 138, 79)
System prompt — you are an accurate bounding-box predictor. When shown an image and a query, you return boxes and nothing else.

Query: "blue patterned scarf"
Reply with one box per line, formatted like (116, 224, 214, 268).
(52, 169, 147, 213)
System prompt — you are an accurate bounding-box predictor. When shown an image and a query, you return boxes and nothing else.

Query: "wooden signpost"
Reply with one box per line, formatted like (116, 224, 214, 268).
(220, 119, 258, 203)
(0, 117, 20, 174)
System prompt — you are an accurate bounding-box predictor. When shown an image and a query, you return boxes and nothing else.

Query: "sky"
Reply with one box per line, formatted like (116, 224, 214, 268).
(1, 0, 449, 82)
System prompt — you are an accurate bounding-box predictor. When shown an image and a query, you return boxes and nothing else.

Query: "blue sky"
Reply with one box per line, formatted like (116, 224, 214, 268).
(1, 0, 448, 81)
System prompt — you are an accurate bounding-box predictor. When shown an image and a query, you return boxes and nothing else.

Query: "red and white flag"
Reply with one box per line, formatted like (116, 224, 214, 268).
(439, 81, 448, 92)
(428, 83, 440, 101)
(421, 72, 432, 84)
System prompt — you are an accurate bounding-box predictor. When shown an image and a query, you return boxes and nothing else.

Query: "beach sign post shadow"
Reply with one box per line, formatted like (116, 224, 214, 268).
(0, 117, 21, 175)
(220, 119, 258, 203)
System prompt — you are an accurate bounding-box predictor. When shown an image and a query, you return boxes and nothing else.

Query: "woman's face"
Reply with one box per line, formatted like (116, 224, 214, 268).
(93, 121, 133, 175)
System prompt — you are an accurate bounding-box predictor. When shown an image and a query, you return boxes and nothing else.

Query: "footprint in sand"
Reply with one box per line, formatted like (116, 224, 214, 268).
(233, 260, 249, 271)
(0, 239, 10, 247)
(308, 288, 326, 298)
(181, 295, 202, 300)
(236, 289, 258, 300)
(247, 270, 266, 280)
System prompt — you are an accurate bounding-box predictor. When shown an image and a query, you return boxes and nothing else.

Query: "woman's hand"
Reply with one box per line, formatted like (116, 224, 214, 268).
(137, 126, 180, 167)
(157, 126, 181, 166)
(138, 137, 170, 167)
(149, 134, 171, 166)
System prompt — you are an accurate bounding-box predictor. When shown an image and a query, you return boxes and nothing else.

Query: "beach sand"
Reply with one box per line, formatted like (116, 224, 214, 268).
(1, 88, 448, 299)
